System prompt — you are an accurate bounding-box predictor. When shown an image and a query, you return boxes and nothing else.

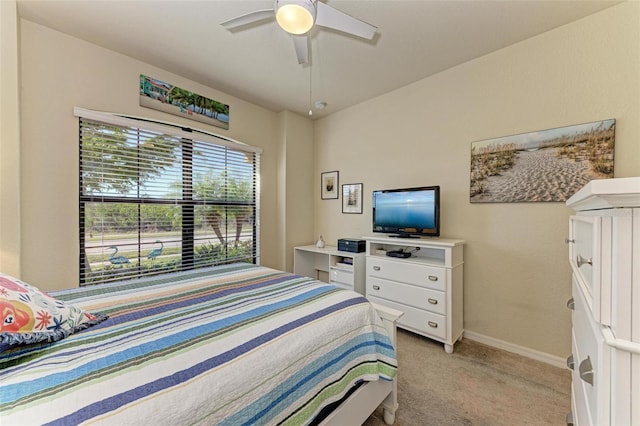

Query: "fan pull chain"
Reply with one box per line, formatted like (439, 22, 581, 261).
(308, 64, 313, 116)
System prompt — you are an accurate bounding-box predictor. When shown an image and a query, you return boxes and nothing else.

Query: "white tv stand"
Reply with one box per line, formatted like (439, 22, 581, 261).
(364, 235, 465, 353)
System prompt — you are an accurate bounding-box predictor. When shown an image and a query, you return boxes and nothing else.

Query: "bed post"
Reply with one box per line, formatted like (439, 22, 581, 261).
(371, 303, 403, 425)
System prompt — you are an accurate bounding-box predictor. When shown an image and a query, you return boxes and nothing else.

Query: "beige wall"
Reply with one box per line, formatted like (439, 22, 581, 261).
(16, 19, 313, 291)
(275, 110, 315, 272)
(313, 1, 640, 358)
(282, 111, 315, 272)
(0, 0, 21, 276)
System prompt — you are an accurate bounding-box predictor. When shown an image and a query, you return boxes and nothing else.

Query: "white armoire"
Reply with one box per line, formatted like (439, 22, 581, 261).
(565, 177, 640, 425)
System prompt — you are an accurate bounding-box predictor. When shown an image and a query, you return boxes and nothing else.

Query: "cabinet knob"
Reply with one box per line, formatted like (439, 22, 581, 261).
(372, 285, 380, 291)
(576, 254, 592, 268)
(566, 412, 574, 426)
(427, 321, 438, 328)
(579, 356, 594, 385)
(428, 298, 438, 305)
(428, 275, 438, 281)
(373, 266, 381, 271)
(566, 297, 575, 310)
(566, 354, 575, 370)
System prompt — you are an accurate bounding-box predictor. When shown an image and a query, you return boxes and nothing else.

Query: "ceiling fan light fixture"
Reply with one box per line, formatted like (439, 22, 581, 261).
(275, 0, 316, 35)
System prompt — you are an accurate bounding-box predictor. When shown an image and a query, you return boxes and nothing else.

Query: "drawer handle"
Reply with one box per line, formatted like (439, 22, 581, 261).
(372, 285, 380, 291)
(564, 238, 575, 244)
(373, 266, 381, 271)
(576, 254, 592, 268)
(566, 297, 575, 310)
(579, 356, 594, 386)
(427, 321, 438, 328)
(428, 298, 438, 305)
(566, 354, 574, 370)
(566, 412, 574, 426)
(428, 275, 438, 281)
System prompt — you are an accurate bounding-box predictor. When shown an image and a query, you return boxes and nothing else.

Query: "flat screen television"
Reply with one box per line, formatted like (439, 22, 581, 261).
(372, 186, 440, 238)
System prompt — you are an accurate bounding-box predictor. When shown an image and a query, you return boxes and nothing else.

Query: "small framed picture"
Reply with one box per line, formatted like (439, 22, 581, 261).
(342, 183, 363, 214)
(321, 171, 339, 199)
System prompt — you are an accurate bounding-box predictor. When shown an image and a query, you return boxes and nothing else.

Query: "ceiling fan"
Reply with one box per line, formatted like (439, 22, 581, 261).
(220, 0, 377, 65)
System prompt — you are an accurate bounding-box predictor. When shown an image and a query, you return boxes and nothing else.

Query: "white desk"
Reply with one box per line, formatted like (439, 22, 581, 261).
(293, 245, 365, 295)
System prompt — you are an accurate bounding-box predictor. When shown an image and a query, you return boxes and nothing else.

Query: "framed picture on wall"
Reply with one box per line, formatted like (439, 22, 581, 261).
(469, 118, 615, 203)
(321, 171, 339, 199)
(342, 183, 363, 214)
(139, 74, 230, 130)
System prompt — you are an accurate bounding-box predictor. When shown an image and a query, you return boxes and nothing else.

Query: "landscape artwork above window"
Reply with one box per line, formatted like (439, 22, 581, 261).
(470, 119, 615, 203)
(140, 74, 230, 130)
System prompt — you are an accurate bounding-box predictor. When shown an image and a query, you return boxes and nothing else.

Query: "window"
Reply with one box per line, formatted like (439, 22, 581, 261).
(78, 109, 260, 286)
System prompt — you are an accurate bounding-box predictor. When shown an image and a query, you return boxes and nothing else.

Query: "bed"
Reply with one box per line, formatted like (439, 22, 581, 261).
(0, 263, 401, 425)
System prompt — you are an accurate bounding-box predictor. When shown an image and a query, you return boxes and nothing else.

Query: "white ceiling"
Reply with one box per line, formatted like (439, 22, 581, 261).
(17, 0, 620, 119)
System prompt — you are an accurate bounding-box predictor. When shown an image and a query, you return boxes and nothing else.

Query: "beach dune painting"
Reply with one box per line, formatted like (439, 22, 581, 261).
(470, 119, 615, 203)
(140, 74, 229, 130)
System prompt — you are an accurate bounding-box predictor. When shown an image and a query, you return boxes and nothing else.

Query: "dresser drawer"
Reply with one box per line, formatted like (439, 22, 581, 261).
(571, 275, 611, 425)
(330, 267, 353, 286)
(367, 257, 446, 291)
(330, 281, 353, 291)
(367, 277, 446, 315)
(631, 353, 640, 425)
(570, 339, 590, 426)
(367, 295, 446, 340)
(569, 214, 612, 325)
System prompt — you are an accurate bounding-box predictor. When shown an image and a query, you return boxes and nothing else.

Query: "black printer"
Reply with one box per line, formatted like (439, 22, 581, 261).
(337, 238, 366, 253)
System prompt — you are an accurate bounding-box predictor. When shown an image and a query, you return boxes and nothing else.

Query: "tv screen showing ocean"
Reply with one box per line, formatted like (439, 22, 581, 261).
(374, 191, 436, 229)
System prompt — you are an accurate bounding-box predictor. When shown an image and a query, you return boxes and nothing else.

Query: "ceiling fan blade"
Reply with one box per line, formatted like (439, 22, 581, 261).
(220, 9, 274, 30)
(291, 35, 309, 65)
(315, 2, 376, 40)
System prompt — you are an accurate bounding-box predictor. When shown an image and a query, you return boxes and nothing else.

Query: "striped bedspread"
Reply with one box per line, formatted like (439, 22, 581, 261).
(0, 263, 397, 425)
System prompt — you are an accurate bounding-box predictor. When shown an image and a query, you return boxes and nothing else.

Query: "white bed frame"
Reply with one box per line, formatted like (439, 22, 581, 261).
(321, 303, 403, 425)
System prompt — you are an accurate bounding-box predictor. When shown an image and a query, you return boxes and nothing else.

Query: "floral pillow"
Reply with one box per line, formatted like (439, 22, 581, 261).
(0, 273, 108, 348)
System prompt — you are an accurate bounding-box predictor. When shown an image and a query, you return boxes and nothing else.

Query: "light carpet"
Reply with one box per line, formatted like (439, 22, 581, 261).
(363, 329, 571, 425)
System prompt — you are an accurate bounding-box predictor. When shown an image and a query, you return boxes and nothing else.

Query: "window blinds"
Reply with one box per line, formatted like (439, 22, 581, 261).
(78, 109, 260, 286)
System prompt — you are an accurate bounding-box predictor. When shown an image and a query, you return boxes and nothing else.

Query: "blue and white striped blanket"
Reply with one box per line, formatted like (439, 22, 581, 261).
(0, 263, 396, 425)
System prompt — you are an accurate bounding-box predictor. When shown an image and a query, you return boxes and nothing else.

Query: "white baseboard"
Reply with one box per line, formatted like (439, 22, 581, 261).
(463, 330, 566, 369)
